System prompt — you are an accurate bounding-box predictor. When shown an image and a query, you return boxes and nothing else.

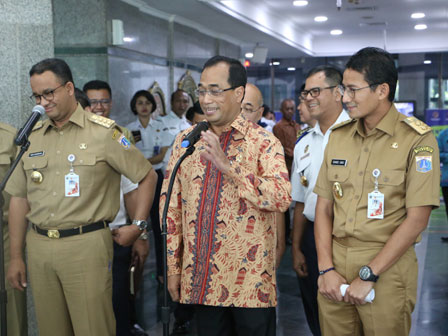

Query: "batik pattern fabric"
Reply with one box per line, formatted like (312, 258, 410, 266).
(160, 116, 291, 308)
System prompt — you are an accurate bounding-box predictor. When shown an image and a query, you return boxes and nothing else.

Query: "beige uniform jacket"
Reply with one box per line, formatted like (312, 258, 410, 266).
(5, 104, 152, 229)
(314, 105, 440, 243)
(0, 122, 17, 222)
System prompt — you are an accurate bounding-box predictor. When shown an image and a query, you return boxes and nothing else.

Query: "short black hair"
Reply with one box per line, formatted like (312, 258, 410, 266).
(29, 58, 74, 85)
(202, 55, 247, 90)
(75, 88, 90, 109)
(171, 89, 188, 104)
(345, 47, 397, 101)
(83, 80, 112, 98)
(262, 104, 271, 117)
(186, 101, 204, 123)
(306, 65, 342, 87)
(130, 90, 157, 115)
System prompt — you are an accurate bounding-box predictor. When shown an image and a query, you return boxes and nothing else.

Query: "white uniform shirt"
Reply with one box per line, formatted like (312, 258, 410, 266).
(109, 175, 138, 229)
(126, 118, 154, 159)
(156, 111, 191, 171)
(291, 110, 350, 221)
(260, 117, 275, 133)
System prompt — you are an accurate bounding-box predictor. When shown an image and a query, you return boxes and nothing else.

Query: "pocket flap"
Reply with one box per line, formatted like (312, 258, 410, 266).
(23, 156, 48, 170)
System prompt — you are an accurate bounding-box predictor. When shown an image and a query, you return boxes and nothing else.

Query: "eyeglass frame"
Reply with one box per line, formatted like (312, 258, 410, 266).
(300, 85, 337, 100)
(195, 86, 239, 98)
(89, 98, 112, 106)
(29, 83, 67, 104)
(241, 103, 263, 114)
(337, 83, 381, 99)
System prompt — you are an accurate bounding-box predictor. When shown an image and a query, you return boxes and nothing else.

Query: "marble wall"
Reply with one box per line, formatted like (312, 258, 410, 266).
(0, 0, 54, 128)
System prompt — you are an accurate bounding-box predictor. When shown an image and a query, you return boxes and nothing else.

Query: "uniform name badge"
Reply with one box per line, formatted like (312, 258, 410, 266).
(65, 154, 80, 197)
(367, 168, 384, 219)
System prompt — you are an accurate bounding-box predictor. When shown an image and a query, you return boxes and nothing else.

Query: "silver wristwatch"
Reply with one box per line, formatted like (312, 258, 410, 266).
(132, 219, 148, 231)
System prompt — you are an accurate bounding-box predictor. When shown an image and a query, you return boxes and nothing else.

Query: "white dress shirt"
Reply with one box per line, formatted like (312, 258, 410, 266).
(291, 110, 350, 222)
(109, 175, 138, 229)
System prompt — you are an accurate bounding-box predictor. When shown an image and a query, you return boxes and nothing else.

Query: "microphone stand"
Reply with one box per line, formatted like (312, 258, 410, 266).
(160, 145, 195, 336)
(0, 138, 30, 336)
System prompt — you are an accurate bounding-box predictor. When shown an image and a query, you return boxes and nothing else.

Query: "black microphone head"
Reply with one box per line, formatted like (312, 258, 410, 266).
(196, 120, 209, 132)
(32, 105, 45, 115)
(181, 121, 210, 148)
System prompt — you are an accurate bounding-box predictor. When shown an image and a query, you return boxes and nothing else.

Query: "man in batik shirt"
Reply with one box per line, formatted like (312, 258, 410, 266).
(160, 55, 291, 336)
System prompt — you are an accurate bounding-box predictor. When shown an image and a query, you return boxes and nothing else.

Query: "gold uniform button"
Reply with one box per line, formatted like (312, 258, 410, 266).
(59, 132, 64, 136)
(50, 213, 55, 217)
(31, 171, 43, 183)
(79, 159, 84, 164)
(56, 150, 61, 155)
(56, 171, 60, 175)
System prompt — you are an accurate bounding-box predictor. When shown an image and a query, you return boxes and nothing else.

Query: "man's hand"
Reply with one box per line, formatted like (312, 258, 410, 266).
(112, 225, 141, 246)
(318, 270, 346, 302)
(292, 247, 308, 278)
(200, 131, 231, 174)
(132, 237, 150, 268)
(168, 274, 181, 302)
(344, 277, 374, 305)
(7, 257, 27, 291)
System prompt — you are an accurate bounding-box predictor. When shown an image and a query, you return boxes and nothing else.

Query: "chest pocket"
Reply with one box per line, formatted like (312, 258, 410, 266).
(23, 156, 48, 191)
(327, 167, 350, 183)
(370, 169, 405, 186)
(71, 154, 96, 187)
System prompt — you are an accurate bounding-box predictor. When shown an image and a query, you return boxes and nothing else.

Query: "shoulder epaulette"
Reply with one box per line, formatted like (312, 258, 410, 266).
(88, 114, 115, 128)
(403, 117, 431, 135)
(331, 118, 355, 131)
(295, 127, 311, 144)
(0, 122, 17, 135)
(32, 120, 43, 131)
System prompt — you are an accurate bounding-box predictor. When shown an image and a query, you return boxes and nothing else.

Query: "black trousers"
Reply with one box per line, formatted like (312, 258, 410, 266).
(297, 221, 321, 336)
(150, 169, 164, 278)
(194, 305, 276, 336)
(442, 186, 448, 219)
(112, 241, 133, 336)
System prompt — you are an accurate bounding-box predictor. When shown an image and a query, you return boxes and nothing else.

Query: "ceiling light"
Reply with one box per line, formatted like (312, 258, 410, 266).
(314, 16, 328, 22)
(123, 37, 134, 42)
(245, 52, 254, 58)
(414, 24, 427, 30)
(424, 60, 432, 64)
(293, 1, 308, 6)
(287, 67, 296, 71)
(272, 61, 280, 66)
(411, 13, 425, 19)
(330, 29, 343, 35)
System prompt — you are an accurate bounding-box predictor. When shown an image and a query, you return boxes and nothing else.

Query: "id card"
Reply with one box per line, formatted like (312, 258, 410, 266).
(367, 190, 384, 219)
(65, 172, 80, 197)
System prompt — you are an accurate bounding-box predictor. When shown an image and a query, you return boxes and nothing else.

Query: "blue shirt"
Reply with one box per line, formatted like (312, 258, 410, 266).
(438, 128, 448, 186)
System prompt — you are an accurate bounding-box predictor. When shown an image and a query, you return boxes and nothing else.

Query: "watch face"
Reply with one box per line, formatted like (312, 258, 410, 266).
(359, 266, 371, 280)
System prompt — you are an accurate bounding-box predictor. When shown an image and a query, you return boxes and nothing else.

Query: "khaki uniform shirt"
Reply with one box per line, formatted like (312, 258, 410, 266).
(314, 106, 440, 243)
(5, 104, 152, 229)
(0, 122, 17, 222)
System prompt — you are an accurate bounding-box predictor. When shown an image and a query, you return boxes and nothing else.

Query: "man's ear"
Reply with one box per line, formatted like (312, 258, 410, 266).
(235, 86, 245, 104)
(377, 83, 390, 101)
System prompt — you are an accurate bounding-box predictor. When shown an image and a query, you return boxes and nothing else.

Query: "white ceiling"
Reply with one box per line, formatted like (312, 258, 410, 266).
(126, 0, 448, 59)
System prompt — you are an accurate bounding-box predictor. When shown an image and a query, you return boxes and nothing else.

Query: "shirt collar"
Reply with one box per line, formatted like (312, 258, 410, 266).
(312, 109, 350, 136)
(226, 114, 249, 136)
(353, 104, 398, 138)
(43, 103, 85, 134)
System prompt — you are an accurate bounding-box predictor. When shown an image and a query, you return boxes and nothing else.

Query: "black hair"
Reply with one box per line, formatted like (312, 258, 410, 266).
(186, 101, 204, 123)
(306, 65, 342, 87)
(83, 80, 112, 97)
(171, 89, 188, 104)
(130, 90, 157, 115)
(202, 55, 247, 90)
(345, 47, 397, 101)
(262, 104, 271, 117)
(74, 88, 90, 109)
(29, 58, 74, 85)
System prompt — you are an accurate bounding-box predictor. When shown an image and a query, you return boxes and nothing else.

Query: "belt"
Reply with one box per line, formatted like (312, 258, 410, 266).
(333, 236, 384, 248)
(32, 221, 109, 239)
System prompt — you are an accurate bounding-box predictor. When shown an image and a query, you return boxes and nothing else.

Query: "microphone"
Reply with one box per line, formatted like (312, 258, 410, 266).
(14, 105, 45, 146)
(181, 121, 209, 148)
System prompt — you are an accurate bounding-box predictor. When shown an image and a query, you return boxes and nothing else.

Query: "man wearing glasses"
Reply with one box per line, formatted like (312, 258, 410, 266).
(161, 56, 291, 335)
(83, 80, 113, 118)
(291, 66, 349, 336)
(6, 58, 156, 335)
(314, 47, 439, 335)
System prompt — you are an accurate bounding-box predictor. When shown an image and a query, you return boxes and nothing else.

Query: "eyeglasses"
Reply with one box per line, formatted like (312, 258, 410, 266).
(29, 83, 66, 104)
(337, 84, 380, 98)
(300, 86, 336, 99)
(195, 86, 237, 98)
(90, 99, 111, 106)
(241, 104, 262, 114)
